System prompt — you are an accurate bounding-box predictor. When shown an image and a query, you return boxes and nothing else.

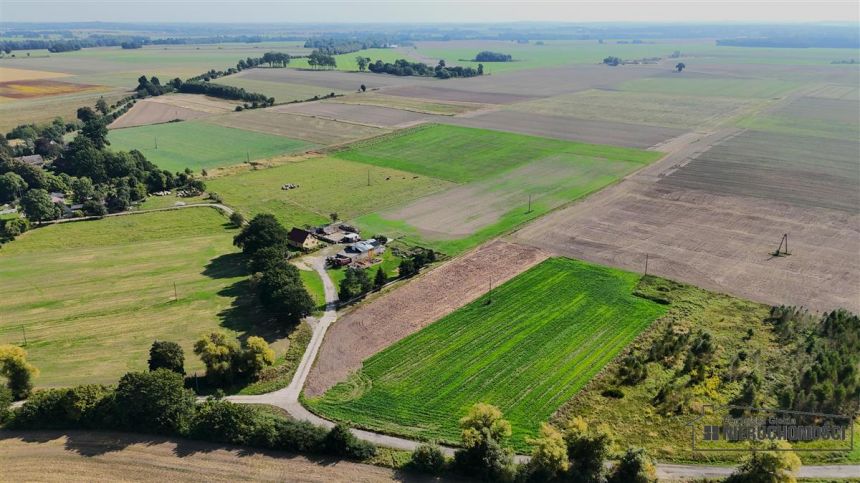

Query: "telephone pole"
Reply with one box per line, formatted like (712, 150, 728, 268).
(173, 282, 178, 301)
(21, 325, 27, 346)
(644, 253, 649, 277)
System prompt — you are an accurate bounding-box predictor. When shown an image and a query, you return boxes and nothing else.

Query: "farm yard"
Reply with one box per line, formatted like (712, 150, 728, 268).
(205, 156, 454, 229)
(0, 208, 296, 388)
(107, 120, 316, 172)
(306, 257, 667, 450)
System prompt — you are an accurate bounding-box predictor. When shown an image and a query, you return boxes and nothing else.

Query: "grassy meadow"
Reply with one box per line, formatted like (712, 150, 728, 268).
(0, 208, 291, 388)
(335, 124, 660, 183)
(306, 257, 667, 450)
(108, 121, 316, 172)
(205, 156, 454, 229)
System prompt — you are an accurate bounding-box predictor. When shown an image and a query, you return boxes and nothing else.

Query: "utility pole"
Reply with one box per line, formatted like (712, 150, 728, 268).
(367, 169, 371, 187)
(154, 136, 158, 149)
(644, 253, 649, 277)
(246, 151, 250, 163)
(21, 325, 27, 346)
(173, 282, 178, 301)
(527, 194, 532, 213)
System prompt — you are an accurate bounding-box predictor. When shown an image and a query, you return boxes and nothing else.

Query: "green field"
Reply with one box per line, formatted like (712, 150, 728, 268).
(288, 48, 417, 71)
(339, 125, 661, 254)
(306, 257, 667, 450)
(335, 124, 660, 183)
(205, 156, 454, 229)
(0, 208, 296, 388)
(107, 121, 316, 172)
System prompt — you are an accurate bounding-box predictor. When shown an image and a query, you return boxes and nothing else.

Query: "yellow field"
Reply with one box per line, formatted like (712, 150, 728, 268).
(0, 66, 71, 82)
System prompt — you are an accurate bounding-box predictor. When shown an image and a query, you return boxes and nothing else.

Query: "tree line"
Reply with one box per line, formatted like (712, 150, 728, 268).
(304, 35, 395, 55)
(367, 58, 482, 78)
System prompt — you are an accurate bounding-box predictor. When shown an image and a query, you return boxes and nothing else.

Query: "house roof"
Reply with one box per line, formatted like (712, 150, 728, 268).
(288, 227, 314, 243)
(13, 154, 44, 166)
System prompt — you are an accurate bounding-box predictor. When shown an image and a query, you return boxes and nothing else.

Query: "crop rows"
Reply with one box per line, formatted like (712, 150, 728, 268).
(307, 257, 667, 450)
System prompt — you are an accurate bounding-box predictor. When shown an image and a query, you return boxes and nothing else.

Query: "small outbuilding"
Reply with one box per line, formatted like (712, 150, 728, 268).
(288, 227, 320, 251)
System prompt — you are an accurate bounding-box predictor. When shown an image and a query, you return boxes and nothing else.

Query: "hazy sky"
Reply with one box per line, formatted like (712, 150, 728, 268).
(2, 0, 858, 24)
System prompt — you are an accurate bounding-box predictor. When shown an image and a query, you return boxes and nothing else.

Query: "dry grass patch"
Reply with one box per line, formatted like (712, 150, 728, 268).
(0, 66, 71, 81)
(203, 109, 387, 145)
(0, 79, 103, 99)
(330, 91, 486, 115)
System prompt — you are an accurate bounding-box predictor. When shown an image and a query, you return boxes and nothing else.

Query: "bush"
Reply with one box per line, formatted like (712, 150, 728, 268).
(148, 340, 185, 375)
(409, 443, 447, 475)
(601, 387, 625, 399)
(1, 217, 29, 240)
(0, 344, 39, 399)
(9, 385, 114, 430)
(229, 211, 245, 227)
(188, 399, 260, 445)
(114, 369, 196, 435)
(0, 385, 12, 424)
(725, 442, 801, 483)
(324, 423, 377, 459)
(275, 418, 328, 452)
(608, 447, 657, 483)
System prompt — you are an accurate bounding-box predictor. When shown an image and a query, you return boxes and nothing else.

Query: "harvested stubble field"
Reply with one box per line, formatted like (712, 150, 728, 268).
(307, 257, 667, 451)
(329, 92, 486, 115)
(508, 88, 759, 129)
(0, 431, 417, 482)
(107, 120, 316, 172)
(0, 208, 294, 388)
(660, 130, 860, 213)
(306, 240, 549, 398)
(271, 102, 438, 128)
(108, 94, 239, 129)
(202, 108, 387, 145)
(512, 121, 860, 313)
(380, 84, 537, 104)
(0, 79, 104, 99)
(0, 66, 72, 81)
(205, 156, 454, 229)
(236, 67, 430, 91)
(737, 95, 860, 141)
(0, 88, 128, 132)
(444, 109, 684, 148)
(213, 73, 348, 103)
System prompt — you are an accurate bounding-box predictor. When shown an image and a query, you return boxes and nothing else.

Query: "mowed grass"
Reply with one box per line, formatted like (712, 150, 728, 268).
(205, 156, 454, 229)
(335, 124, 660, 183)
(306, 257, 667, 450)
(107, 121, 316, 172)
(0, 208, 270, 388)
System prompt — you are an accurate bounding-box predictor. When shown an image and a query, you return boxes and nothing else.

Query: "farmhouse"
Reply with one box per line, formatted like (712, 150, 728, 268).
(287, 227, 320, 251)
(13, 154, 45, 167)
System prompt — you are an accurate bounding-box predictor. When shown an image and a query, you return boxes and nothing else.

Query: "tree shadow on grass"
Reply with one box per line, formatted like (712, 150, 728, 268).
(202, 252, 248, 279)
(214, 279, 297, 346)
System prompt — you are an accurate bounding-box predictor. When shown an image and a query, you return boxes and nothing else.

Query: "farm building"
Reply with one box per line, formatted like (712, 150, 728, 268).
(288, 227, 320, 251)
(336, 238, 386, 263)
(13, 154, 45, 167)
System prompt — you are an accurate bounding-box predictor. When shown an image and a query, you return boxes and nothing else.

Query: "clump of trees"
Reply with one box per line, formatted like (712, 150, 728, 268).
(398, 248, 436, 278)
(603, 56, 622, 66)
(234, 214, 315, 324)
(368, 59, 481, 78)
(725, 441, 800, 483)
(304, 35, 393, 55)
(474, 51, 512, 62)
(193, 331, 275, 386)
(453, 403, 517, 481)
(769, 306, 860, 415)
(338, 266, 373, 301)
(306, 50, 337, 69)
